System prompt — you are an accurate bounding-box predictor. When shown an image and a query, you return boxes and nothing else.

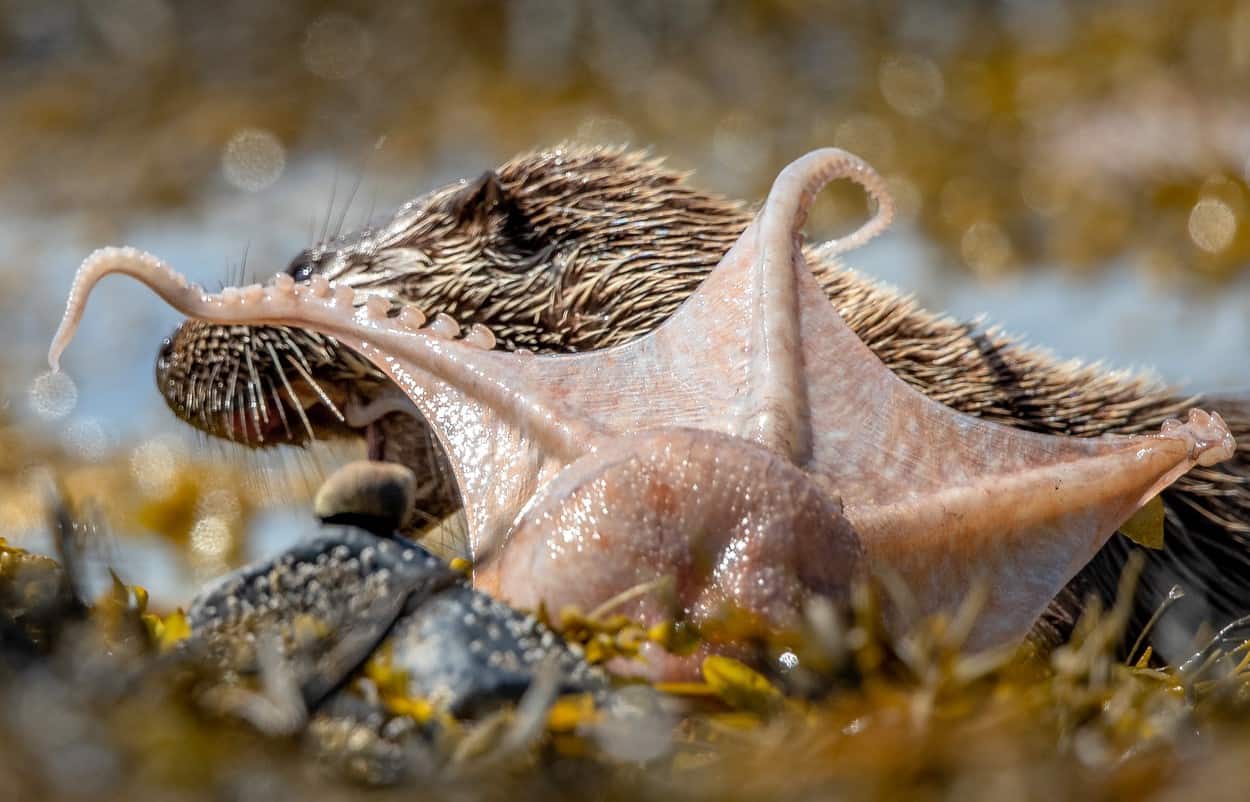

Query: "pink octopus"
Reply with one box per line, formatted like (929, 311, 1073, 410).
(49, 149, 1234, 679)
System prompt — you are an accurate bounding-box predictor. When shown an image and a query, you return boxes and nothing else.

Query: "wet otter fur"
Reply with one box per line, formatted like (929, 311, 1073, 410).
(154, 145, 1250, 654)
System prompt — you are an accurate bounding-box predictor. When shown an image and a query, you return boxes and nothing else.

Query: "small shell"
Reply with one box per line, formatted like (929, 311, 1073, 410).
(314, 460, 418, 534)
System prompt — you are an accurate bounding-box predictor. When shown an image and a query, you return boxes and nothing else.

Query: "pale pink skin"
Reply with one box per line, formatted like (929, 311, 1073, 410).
(48, 149, 1236, 679)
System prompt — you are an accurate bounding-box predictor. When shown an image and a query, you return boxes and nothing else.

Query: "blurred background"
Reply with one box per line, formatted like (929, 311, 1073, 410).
(2, 0, 1250, 603)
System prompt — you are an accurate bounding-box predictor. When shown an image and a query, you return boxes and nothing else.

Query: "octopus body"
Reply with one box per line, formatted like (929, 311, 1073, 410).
(49, 149, 1235, 679)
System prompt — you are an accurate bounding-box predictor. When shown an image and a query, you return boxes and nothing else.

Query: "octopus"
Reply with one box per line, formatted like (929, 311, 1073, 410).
(48, 149, 1235, 679)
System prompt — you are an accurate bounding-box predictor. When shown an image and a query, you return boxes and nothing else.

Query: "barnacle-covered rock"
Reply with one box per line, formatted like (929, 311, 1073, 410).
(185, 525, 460, 707)
(381, 583, 605, 717)
(184, 524, 606, 725)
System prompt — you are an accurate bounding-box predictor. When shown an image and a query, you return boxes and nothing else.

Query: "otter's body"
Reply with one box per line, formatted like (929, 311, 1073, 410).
(154, 146, 1250, 653)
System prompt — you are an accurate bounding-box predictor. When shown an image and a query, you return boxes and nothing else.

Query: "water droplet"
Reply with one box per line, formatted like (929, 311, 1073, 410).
(222, 128, 286, 192)
(28, 371, 77, 420)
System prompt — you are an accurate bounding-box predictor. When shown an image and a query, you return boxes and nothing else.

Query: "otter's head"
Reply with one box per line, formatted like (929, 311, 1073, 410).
(154, 146, 750, 483)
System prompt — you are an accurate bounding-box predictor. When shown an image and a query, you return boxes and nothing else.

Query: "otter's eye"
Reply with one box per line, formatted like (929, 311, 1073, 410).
(286, 249, 317, 282)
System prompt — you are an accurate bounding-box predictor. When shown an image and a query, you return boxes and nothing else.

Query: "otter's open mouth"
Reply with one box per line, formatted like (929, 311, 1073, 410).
(344, 387, 424, 461)
(153, 316, 460, 521)
(154, 319, 404, 450)
(217, 372, 421, 463)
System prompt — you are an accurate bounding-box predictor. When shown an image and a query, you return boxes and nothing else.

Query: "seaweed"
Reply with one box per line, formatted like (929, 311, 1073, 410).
(2, 496, 1249, 802)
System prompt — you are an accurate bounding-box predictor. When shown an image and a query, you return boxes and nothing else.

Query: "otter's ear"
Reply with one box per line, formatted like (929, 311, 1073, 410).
(443, 170, 547, 262)
(446, 171, 510, 225)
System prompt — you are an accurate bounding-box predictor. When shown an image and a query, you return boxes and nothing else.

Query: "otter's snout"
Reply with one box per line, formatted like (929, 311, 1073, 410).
(154, 318, 372, 447)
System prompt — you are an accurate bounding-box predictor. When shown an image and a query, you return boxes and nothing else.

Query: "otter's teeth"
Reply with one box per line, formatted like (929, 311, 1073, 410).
(398, 307, 426, 329)
(364, 296, 389, 320)
(333, 285, 355, 306)
(242, 284, 264, 303)
(464, 323, 497, 349)
(309, 274, 332, 298)
(271, 272, 295, 292)
(428, 313, 460, 339)
(221, 286, 241, 304)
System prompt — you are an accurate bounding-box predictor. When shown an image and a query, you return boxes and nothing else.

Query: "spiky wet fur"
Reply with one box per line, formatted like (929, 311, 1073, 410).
(156, 144, 1250, 654)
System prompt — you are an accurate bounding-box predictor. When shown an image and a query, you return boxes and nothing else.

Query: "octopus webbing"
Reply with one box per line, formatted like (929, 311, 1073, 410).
(49, 149, 1235, 679)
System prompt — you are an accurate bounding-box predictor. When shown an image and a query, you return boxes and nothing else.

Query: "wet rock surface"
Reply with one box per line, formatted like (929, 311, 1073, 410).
(185, 524, 607, 721)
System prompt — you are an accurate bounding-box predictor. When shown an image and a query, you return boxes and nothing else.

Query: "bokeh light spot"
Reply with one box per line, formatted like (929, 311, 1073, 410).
(190, 514, 232, 561)
(62, 417, 110, 461)
(1188, 198, 1237, 253)
(130, 436, 185, 498)
(28, 371, 77, 421)
(879, 54, 944, 117)
(961, 221, 1013, 278)
(222, 128, 286, 192)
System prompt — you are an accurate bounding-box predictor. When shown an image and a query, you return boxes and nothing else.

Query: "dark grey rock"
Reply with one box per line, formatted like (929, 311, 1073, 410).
(185, 525, 604, 720)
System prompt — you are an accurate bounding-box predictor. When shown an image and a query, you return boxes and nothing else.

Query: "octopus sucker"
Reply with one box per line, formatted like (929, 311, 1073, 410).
(48, 148, 1235, 677)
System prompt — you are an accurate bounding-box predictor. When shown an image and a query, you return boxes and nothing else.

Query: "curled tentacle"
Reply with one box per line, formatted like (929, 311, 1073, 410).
(765, 149, 896, 261)
(48, 246, 600, 462)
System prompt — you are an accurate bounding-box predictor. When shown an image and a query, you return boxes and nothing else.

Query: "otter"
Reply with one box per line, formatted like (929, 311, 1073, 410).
(153, 145, 1250, 654)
